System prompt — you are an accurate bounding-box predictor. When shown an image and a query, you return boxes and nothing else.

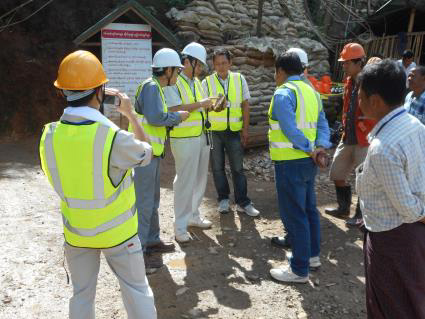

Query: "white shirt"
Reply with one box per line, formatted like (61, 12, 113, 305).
(356, 106, 425, 232)
(163, 73, 203, 108)
(201, 71, 251, 101)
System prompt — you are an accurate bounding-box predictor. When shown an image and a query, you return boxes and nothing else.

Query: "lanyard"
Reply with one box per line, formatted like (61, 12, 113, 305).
(374, 109, 406, 137)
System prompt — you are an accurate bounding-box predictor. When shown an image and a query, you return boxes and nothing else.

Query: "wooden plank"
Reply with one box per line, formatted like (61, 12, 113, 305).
(73, 0, 181, 48)
(408, 8, 416, 33)
(80, 42, 101, 47)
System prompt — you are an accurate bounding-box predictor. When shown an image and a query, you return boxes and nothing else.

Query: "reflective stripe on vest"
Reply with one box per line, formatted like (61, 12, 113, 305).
(129, 78, 167, 156)
(268, 81, 319, 161)
(170, 75, 205, 137)
(62, 204, 136, 237)
(206, 72, 243, 131)
(39, 121, 137, 248)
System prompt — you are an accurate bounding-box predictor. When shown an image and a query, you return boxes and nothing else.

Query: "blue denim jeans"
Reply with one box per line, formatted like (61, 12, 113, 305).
(210, 130, 251, 207)
(274, 157, 320, 277)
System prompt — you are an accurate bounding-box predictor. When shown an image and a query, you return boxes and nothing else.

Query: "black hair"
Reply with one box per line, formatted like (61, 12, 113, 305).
(402, 50, 414, 59)
(212, 48, 232, 62)
(66, 89, 98, 107)
(357, 59, 406, 108)
(274, 52, 303, 76)
(415, 65, 425, 77)
(152, 67, 167, 77)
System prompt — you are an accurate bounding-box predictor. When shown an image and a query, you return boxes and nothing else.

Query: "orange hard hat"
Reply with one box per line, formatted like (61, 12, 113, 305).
(54, 50, 108, 90)
(338, 43, 365, 61)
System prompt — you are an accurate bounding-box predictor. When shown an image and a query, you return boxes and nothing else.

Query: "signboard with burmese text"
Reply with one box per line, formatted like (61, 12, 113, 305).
(101, 23, 152, 127)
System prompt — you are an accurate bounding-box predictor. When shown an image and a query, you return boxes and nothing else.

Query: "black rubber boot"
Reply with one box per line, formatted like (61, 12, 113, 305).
(346, 200, 363, 227)
(325, 186, 351, 217)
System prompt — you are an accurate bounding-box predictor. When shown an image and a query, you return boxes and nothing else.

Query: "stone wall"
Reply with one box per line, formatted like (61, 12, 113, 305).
(166, 0, 331, 145)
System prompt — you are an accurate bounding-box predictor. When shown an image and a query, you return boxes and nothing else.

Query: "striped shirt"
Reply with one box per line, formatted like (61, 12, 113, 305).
(404, 90, 425, 125)
(356, 106, 425, 232)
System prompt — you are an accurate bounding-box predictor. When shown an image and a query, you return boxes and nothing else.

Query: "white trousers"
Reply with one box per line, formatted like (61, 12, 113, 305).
(170, 133, 210, 236)
(65, 235, 157, 319)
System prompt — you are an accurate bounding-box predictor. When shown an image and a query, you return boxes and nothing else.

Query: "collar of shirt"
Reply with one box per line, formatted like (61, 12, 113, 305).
(367, 106, 405, 142)
(286, 75, 301, 82)
(216, 71, 230, 83)
(62, 106, 119, 129)
(180, 72, 194, 85)
(413, 89, 425, 99)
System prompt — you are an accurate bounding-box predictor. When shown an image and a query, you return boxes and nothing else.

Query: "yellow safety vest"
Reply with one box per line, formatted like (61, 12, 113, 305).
(170, 75, 206, 138)
(39, 121, 137, 248)
(129, 77, 167, 156)
(205, 72, 243, 131)
(268, 80, 321, 161)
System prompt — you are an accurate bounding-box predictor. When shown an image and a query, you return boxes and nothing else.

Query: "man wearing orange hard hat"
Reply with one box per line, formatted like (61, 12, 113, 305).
(325, 43, 376, 227)
(40, 50, 157, 318)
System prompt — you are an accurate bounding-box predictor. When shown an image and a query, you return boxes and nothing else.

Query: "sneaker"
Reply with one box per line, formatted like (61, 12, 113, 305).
(175, 232, 192, 243)
(236, 204, 260, 217)
(309, 256, 322, 269)
(188, 217, 212, 229)
(218, 199, 230, 214)
(270, 266, 309, 283)
(286, 252, 321, 270)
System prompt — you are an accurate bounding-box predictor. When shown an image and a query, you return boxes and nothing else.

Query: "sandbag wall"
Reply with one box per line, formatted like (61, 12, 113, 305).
(167, 0, 333, 147)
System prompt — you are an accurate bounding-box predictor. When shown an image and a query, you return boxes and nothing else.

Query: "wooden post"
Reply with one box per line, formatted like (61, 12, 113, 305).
(408, 8, 416, 33)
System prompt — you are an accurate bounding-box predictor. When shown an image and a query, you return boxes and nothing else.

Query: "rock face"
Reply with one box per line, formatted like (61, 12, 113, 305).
(166, 0, 330, 145)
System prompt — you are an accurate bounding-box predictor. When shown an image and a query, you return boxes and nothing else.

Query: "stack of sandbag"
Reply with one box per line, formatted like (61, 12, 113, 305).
(166, 0, 331, 147)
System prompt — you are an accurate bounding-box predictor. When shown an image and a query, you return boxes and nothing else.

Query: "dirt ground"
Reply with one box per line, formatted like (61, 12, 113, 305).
(0, 138, 366, 319)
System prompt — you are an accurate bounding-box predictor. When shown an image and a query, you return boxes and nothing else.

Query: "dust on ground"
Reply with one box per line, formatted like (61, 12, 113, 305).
(0, 138, 365, 319)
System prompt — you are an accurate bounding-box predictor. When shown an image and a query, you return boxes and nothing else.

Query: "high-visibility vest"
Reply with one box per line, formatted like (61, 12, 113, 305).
(129, 77, 167, 156)
(205, 72, 243, 131)
(39, 121, 137, 248)
(170, 75, 206, 138)
(268, 80, 321, 161)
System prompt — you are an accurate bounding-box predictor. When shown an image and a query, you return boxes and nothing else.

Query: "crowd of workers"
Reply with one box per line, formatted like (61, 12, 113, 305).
(38, 39, 425, 318)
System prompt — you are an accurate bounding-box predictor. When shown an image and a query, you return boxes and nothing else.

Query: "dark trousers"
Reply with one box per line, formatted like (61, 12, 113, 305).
(364, 222, 425, 319)
(210, 129, 250, 207)
(274, 157, 320, 277)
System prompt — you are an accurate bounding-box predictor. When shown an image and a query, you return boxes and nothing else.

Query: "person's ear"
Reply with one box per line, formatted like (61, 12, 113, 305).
(370, 94, 386, 112)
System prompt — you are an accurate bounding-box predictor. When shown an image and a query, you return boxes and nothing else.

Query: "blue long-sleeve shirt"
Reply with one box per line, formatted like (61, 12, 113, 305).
(135, 79, 181, 127)
(271, 75, 332, 152)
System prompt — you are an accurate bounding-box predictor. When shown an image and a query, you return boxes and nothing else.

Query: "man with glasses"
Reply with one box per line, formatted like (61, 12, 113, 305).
(131, 48, 189, 268)
(163, 42, 214, 243)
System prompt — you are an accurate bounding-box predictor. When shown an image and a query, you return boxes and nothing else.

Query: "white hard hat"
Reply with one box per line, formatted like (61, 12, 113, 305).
(181, 42, 207, 65)
(287, 48, 308, 67)
(152, 48, 183, 68)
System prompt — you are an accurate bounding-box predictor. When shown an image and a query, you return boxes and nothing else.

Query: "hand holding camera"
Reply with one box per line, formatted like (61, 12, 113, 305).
(104, 88, 133, 119)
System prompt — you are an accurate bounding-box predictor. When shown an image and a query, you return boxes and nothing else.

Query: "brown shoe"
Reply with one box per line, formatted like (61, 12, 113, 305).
(144, 253, 163, 270)
(145, 241, 175, 254)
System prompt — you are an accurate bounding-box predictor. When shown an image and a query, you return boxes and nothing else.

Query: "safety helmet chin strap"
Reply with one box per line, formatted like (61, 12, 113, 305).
(190, 58, 198, 79)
